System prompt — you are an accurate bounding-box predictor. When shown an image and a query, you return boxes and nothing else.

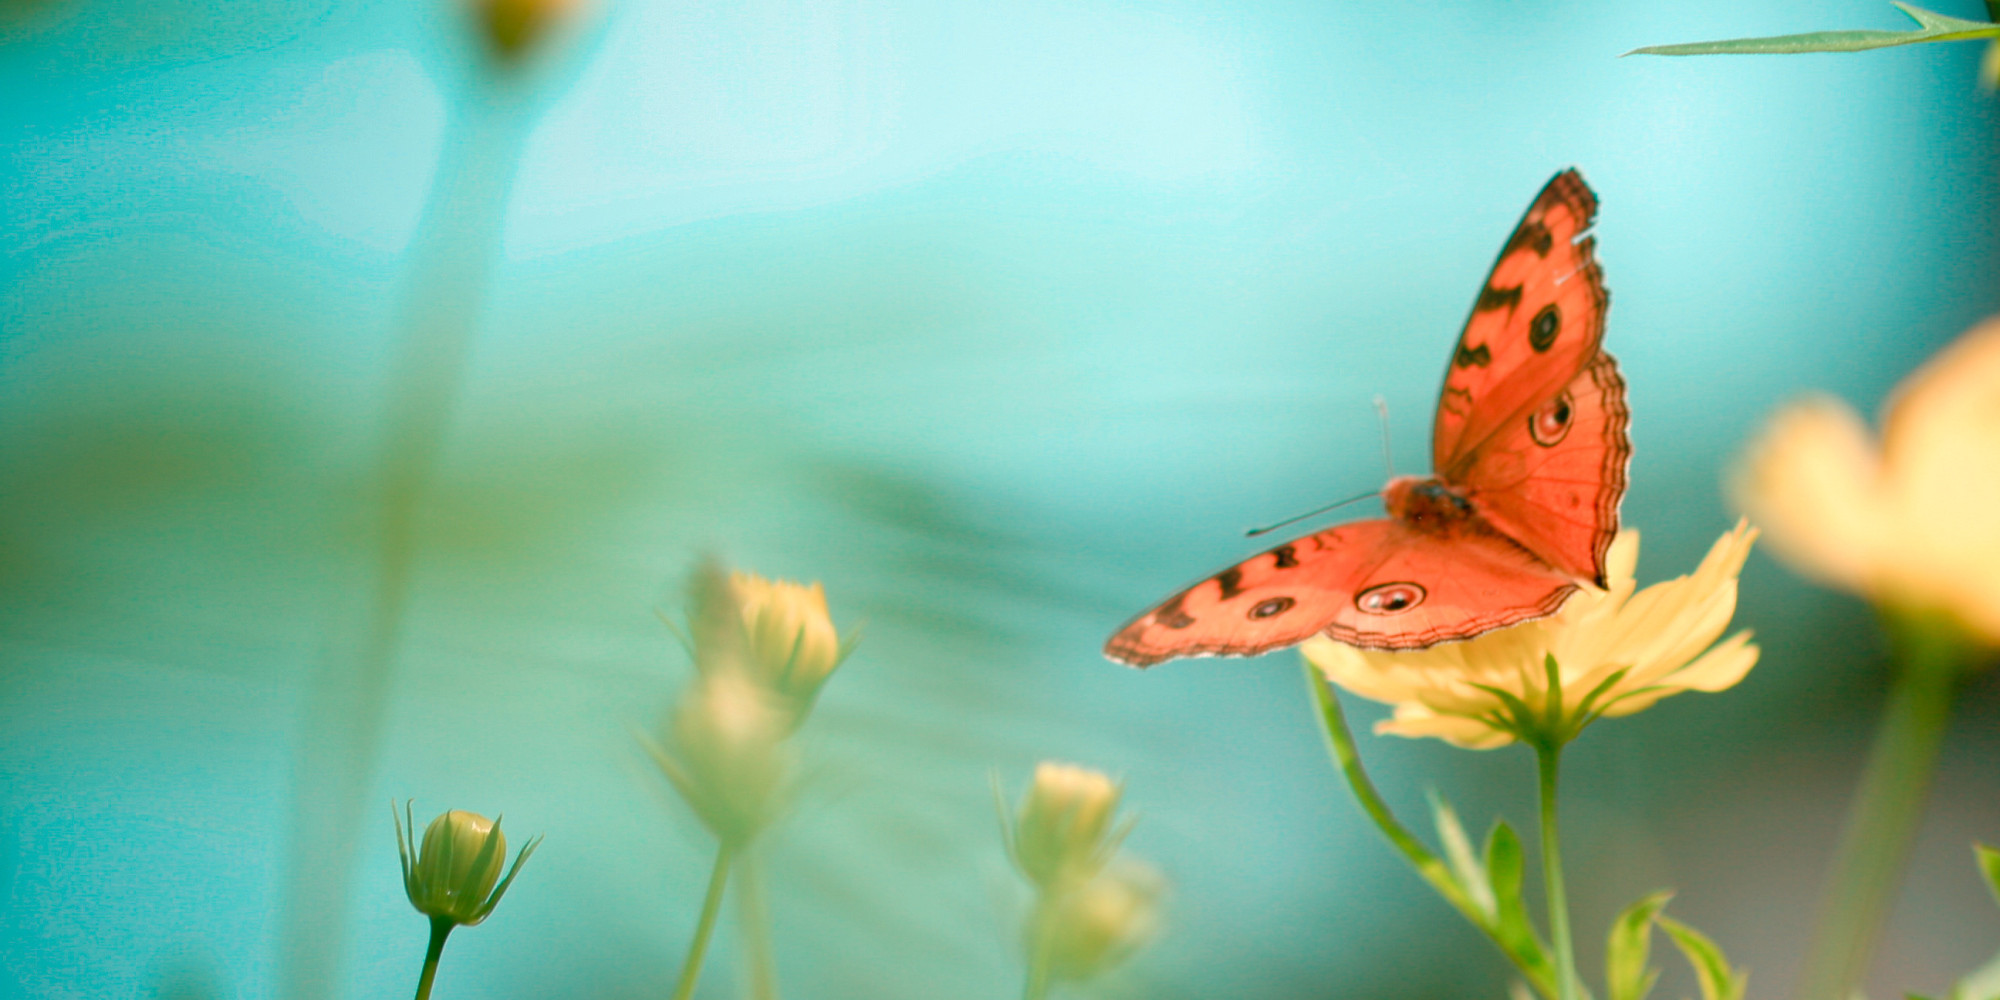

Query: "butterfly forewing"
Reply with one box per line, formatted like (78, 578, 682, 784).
(1432, 169, 1608, 480)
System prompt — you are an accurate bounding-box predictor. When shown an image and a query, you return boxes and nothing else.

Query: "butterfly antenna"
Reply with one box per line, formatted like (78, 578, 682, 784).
(1245, 488, 1382, 538)
(1373, 394, 1394, 479)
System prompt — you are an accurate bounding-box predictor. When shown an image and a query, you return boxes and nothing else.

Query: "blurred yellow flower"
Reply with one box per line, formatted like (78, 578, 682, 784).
(1038, 860, 1166, 984)
(730, 571, 844, 710)
(1733, 318, 2000, 643)
(1305, 522, 1760, 749)
(392, 803, 540, 927)
(1010, 762, 1126, 889)
(644, 671, 792, 846)
(470, 0, 581, 57)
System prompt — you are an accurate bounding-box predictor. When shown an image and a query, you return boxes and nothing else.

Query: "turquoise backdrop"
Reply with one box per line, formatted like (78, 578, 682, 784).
(4, 1, 2000, 998)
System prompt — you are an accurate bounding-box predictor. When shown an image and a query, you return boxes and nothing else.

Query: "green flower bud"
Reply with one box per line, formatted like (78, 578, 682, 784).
(1038, 861, 1166, 984)
(645, 671, 793, 847)
(1011, 762, 1124, 889)
(393, 803, 541, 927)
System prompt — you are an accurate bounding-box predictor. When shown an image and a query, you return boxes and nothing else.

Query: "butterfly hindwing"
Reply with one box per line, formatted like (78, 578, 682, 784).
(1317, 520, 1579, 651)
(1453, 352, 1630, 584)
(1432, 169, 1608, 480)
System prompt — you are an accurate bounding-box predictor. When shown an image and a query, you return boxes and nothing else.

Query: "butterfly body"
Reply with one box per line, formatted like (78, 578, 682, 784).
(1105, 169, 1629, 667)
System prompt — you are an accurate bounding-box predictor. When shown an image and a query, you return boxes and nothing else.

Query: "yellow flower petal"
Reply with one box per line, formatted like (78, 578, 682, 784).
(1304, 522, 1760, 748)
(1734, 316, 2000, 643)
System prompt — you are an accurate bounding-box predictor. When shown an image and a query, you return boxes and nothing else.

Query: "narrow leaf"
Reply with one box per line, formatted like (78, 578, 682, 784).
(1430, 791, 1495, 919)
(1657, 915, 1747, 1000)
(1977, 843, 2000, 910)
(1606, 891, 1673, 1000)
(1486, 820, 1558, 995)
(1629, 3, 2000, 56)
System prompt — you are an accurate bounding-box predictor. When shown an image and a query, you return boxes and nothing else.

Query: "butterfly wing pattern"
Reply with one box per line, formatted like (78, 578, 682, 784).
(1432, 169, 1608, 477)
(1104, 169, 1630, 667)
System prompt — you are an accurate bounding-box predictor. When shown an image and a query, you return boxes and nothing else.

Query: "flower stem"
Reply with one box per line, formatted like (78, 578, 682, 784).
(1022, 894, 1056, 1000)
(672, 843, 735, 1000)
(1797, 611, 1980, 1000)
(1534, 743, 1581, 1000)
(413, 917, 454, 1000)
(738, 854, 779, 1000)
(1302, 663, 1558, 1000)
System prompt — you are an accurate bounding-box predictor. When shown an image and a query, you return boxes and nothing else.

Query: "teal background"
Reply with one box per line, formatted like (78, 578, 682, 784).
(5, 1, 2000, 998)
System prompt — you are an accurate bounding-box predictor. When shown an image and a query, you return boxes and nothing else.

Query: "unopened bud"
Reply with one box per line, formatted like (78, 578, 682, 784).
(393, 803, 540, 927)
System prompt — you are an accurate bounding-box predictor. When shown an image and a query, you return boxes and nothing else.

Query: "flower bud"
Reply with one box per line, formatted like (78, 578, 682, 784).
(648, 671, 792, 846)
(393, 803, 540, 927)
(1038, 861, 1166, 983)
(1011, 763, 1123, 888)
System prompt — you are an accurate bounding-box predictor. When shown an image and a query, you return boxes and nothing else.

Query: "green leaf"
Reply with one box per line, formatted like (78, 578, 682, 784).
(1977, 843, 2000, 910)
(1657, 915, 1747, 1000)
(1429, 791, 1495, 919)
(1486, 820, 1558, 995)
(1629, 3, 2000, 56)
(1606, 891, 1673, 1000)
(1950, 946, 2000, 1000)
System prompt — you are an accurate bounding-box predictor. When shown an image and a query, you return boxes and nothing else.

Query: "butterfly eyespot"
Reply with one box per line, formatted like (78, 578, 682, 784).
(1248, 597, 1295, 620)
(1529, 304, 1560, 352)
(1529, 391, 1574, 447)
(1355, 582, 1426, 615)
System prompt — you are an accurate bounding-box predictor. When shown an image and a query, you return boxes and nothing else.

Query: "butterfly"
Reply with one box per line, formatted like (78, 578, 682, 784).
(1104, 169, 1629, 666)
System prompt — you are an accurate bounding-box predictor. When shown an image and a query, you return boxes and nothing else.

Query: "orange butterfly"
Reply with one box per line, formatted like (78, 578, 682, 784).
(1104, 169, 1629, 666)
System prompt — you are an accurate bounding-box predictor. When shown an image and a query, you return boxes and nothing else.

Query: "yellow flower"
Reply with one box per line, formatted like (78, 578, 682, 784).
(1304, 522, 1761, 749)
(730, 571, 844, 709)
(1010, 763, 1126, 889)
(1733, 317, 2000, 644)
(645, 671, 792, 846)
(1037, 860, 1166, 984)
(392, 804, 540, 927)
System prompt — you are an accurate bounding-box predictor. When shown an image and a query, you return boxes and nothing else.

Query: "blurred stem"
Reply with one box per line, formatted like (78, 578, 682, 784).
(1303, 663, 1558, 1000)
(1022, 893, 1056, 1000)
(1797, 610, 1983, 1000)
(1534, 744, 1580, 1000)
(412, 917, 454, 1000)
(673, 844, 735, 1000)
(274, 78, 539, 1000)
(739, 854, 779, 1000)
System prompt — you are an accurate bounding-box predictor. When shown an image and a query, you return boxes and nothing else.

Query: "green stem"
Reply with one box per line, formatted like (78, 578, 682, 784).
(413, 917, 454, 1000)
(1022, 893, 1057, 1000)
(1534, 743, 1581, 1000)
(738, 854, 779, 1000)
(1797, 612, 1979, 1000)
(672, 843, 735, 1000)
(1303, 663, 1558, 1000)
